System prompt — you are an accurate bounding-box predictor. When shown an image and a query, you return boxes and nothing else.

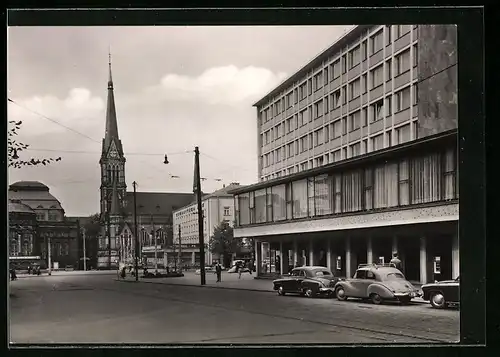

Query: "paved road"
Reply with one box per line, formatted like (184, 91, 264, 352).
(9, 274, 459, 345)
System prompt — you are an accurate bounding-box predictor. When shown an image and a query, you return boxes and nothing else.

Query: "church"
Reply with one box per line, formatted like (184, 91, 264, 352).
(97, 55, 194, 269)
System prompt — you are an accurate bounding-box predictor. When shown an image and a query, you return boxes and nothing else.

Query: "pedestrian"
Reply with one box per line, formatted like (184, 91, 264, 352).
(390, 253, 402, 271)
(215, 262, 222, 282)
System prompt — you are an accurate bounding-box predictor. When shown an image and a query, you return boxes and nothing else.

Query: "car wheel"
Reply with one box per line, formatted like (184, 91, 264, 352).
(370, 293, 382, 305)
(430, 292, 446, 309)
(304, 288, 315, 298)
(336, 286, 348, 301)
(277, 286, 286, 296)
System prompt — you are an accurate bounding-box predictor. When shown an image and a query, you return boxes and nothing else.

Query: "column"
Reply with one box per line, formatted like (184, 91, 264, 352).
(255, 240, 261, 277)
(326, 239, 332, 271)
(309, 239, 314, 266)
(452, 234, 459, 279)
(293, 239, 298, 267)
(419, 237, 427, 284)
(392, 235, 398, 256)
(279, 241, 283, 275)
(163, 252, 168, 269)
(345, 237, 352, 279)
(192, 251, 195, 265)
(367, 235, 373, 264)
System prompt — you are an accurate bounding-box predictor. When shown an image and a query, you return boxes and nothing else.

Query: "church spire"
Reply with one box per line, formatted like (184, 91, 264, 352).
(103, 49, 122, 155)
(108, 48, 113, 90)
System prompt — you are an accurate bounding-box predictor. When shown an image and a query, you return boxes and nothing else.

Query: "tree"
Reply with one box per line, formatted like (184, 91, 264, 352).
(209, 221, 242, 268)
(83, 213, 101, 238)
(8, 119, 61, 168)
(81, 213, 101, 269)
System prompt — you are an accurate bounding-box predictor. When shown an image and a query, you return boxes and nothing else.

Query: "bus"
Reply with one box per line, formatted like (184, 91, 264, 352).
(9, 256, 47, 272)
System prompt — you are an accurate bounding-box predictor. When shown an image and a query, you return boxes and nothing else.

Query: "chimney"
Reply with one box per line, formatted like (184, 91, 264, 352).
(223, 184, 226, 188)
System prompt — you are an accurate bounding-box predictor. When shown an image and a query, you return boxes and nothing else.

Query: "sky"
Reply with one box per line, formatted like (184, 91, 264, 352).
(7, 25, 353, 217)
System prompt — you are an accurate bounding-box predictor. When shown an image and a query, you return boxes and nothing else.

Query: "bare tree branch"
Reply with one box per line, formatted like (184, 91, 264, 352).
(8, 120, 62, 168)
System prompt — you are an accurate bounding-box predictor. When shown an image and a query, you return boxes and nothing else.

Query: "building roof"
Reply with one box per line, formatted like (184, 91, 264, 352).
(8, 200, 36, 215)
(172, 183, 240, 213)
(8, 181, 64, 210)
(253, 25, 371, 108)
(123, 191, 195, 218)
(229, 129, 458, 195)
(9, 181, 49, 191)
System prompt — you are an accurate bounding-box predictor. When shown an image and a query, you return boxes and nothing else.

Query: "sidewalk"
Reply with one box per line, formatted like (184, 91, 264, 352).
(15, 270, 117, 279)
(116, 271, 427, 304)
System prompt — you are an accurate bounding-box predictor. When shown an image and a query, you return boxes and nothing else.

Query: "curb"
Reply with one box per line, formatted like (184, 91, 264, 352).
(114, 279, 272, 294)
(15, 272, 117, 279)
(113, 279, 428, 304)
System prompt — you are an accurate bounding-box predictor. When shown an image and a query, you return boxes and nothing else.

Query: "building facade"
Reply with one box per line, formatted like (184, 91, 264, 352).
(255, 25, 457, 181)
(96, 55, 194, 269)
(232, 24, 458, 284)
(8, 199, 37, 258)
(172, 183, 240, 267)
(8, 181, 80, 269)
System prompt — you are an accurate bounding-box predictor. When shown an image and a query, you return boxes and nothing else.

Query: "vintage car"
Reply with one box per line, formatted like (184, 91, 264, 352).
(421, 276, 460, 309)
(334, 264, 422, 305)
(273, 266, 339, 298)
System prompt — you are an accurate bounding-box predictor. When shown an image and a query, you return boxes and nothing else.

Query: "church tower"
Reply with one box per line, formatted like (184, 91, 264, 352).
(100, 52, 126, 226)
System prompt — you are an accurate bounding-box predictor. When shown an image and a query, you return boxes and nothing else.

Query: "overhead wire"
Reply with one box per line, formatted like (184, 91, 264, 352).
(8, 98, 255, 187)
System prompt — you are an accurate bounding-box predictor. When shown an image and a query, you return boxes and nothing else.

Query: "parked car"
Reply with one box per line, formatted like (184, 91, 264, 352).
(421, 276, 460, 309)
(273, 266, 339, 298)
(64, 265, 74, 271)
(334, 264, 422, 305)
(195, 265, 226, 275)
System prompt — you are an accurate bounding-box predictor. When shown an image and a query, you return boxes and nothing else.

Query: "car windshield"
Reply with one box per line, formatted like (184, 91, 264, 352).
(314, 270, 332, 277)
(386, 272, 405, 280)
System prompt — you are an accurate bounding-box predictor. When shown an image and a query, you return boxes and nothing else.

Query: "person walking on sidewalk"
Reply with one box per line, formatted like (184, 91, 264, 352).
(390, 253, 403, 272)
(215, 262, 222, 282)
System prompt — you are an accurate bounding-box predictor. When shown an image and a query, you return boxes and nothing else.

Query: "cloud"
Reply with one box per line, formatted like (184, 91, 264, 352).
(155, 65, 287, 105)
(8, 88, 104, 138)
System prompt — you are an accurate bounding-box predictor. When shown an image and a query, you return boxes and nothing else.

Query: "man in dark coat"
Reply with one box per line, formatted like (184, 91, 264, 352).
(215, 262, 222, 282)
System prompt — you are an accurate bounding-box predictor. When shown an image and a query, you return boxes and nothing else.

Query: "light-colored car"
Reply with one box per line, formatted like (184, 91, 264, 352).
(334, 263, 422, 305)
(195, 266, 226, 275)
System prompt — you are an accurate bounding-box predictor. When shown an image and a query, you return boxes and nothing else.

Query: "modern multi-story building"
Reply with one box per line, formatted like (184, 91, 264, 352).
(231, 24, 458, 284)
(171, 183, 240, 267)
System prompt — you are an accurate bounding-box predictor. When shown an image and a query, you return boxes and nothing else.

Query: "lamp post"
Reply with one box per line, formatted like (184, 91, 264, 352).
(194, 146, 206, 285)
(133, 181, 139, 281)
(47, 234, 52, 275)
(178, 224, 182, 272)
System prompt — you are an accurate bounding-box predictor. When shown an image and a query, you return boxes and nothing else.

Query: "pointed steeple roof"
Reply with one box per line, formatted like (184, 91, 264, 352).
(103, 50, 123, 156)
(110, 180, 120, 216)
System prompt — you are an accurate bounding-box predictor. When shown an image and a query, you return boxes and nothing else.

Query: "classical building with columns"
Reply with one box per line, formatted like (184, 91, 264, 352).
(230, 24, 458, 284)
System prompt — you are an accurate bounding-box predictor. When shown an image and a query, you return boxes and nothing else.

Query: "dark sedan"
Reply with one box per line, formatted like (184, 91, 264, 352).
(273, 266, 339, 298)
(422, 276, 460, 309)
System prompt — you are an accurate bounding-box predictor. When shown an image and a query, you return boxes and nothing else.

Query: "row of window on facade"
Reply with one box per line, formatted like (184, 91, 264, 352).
(102, 165, 125, 184)
(40, 241, 71, 258)
(262, 115, 415, 173)
(261, 26, 417, 124)
(10, 233, 34, 256)
(261, 77, 416, 150)
(238, 147, 457, 226)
